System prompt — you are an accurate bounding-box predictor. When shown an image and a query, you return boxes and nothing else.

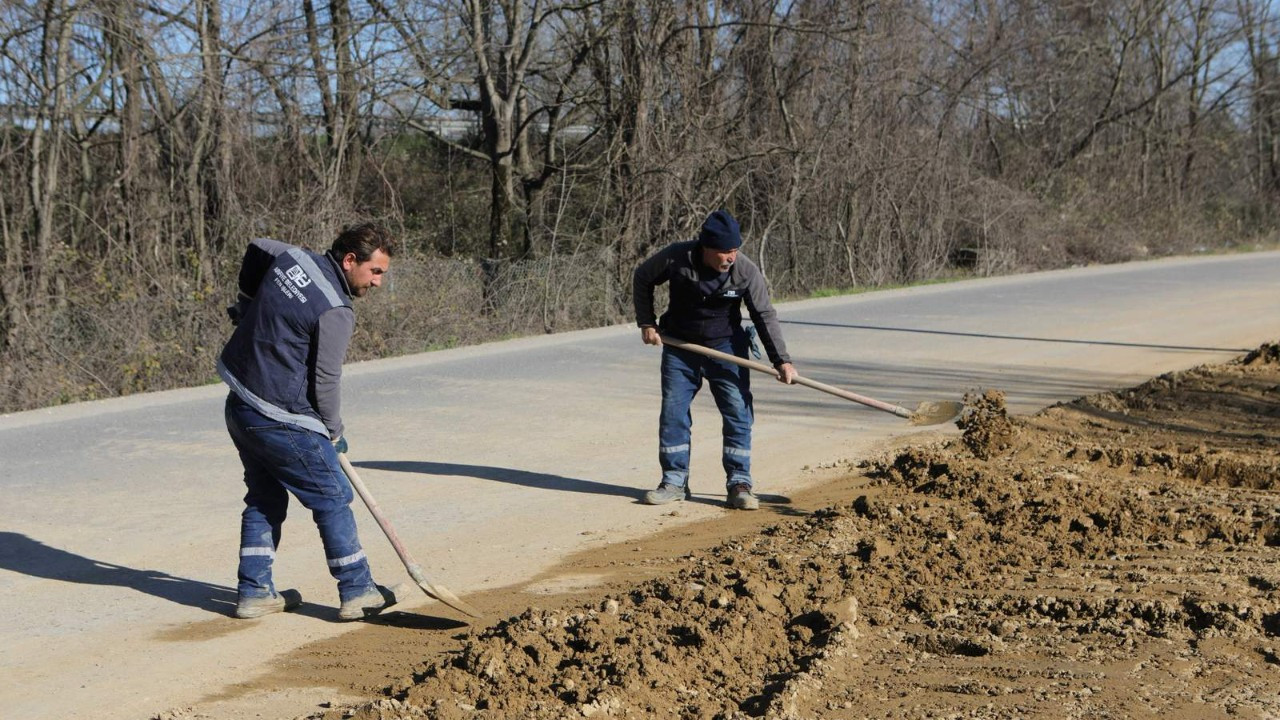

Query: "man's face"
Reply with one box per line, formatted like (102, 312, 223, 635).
(700, 246, 738, 273)
(341, 249, 391, 298)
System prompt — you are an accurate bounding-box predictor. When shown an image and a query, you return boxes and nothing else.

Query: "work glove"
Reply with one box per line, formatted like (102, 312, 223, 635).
(744, 325, 762, 359)
(332, 436, 348, 455)
(225, 291, 253, 325)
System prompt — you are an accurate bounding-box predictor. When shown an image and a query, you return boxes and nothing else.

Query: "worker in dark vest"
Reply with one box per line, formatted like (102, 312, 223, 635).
(219, 222, 402, 620)
(633, 209, 797, 510)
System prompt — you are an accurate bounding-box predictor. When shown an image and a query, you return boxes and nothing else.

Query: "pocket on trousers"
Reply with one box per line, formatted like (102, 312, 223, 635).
(289, 432, 349, 500)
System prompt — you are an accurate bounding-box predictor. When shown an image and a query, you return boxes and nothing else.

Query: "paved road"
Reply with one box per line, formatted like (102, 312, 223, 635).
(2, 252, 1277, 719)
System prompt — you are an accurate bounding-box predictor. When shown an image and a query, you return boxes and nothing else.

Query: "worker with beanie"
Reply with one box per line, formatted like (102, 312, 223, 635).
(633, 209, 797, 510)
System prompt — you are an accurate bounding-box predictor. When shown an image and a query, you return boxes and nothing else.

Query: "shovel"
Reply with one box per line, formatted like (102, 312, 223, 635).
(659, 335, 962, 426)
(338, 453, 483, 619)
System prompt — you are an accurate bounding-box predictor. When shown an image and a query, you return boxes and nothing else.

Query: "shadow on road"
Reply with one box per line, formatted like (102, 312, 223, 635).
(781, 320, 1250, 353)
(361, 610, 470, 630)
(0, 531, 237, 615)
(749, 356, 1225, 427)
(0, 531, 469, 625)
(352, 460, 797, 513)
(355, 460, 638, 499)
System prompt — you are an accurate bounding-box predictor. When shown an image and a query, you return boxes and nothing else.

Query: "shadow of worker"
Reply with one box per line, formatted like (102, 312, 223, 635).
(355, 460, 640, 499)
(354, 460, 793, 511)
(0, 531, 236, 615)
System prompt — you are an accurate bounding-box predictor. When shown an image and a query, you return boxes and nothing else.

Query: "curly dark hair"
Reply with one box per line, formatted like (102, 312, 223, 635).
(330, 222, 397, 261)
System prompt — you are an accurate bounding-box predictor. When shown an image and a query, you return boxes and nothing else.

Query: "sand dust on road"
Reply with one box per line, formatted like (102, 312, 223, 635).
(159, 344, 1280, 720)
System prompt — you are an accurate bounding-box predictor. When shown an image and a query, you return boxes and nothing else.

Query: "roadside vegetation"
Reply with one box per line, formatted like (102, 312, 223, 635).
(2, 0, 1278, 413)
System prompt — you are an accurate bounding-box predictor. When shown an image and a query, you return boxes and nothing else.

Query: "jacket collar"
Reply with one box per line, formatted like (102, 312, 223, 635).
(325, 250, 354, 300)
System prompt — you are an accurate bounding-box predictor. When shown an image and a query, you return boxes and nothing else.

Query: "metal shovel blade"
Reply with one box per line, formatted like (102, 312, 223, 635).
(339, 453, 483, 619)
(908, 400, 964, 426)
(404, 563, 483, 618)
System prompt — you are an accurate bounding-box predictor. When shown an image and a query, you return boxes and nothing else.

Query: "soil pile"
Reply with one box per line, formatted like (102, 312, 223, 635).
(314, 345, 1280, 720)
(955, 388, 1017, 459)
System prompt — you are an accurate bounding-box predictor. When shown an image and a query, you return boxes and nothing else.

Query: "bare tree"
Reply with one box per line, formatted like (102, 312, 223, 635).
(0, 0, 1275, 412)
(1238, 0, 1280, 198)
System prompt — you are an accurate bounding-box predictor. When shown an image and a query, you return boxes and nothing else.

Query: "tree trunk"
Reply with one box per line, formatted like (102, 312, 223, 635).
(198, 0, 230, 275)
(328, 0, 360, 201)
(29, 0, 74, 310)
(0, 125, 22, 351)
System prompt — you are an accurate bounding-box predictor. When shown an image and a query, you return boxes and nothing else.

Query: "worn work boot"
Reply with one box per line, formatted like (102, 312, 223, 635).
(338, 583, 409, 621)
(235, 589, 302, 619)
(727, 483, 759, 511)
(642, 482, 691, 505)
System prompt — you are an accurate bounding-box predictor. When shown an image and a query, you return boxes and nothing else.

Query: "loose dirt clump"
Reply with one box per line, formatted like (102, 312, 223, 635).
(1243, 342, 1280, 366)
(312, 345, 1280, 720)
(956, 388, 1017, 460)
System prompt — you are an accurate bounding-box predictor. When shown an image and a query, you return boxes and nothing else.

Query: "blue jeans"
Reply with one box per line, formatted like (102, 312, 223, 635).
(224, 394, 376, 602)
(658, 334, 754, 489)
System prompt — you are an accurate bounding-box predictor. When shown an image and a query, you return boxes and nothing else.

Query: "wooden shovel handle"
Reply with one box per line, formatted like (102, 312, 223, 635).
(658, 334, 914, 419)
(338, 453, 418, 566)
(338, 453, 484, 618)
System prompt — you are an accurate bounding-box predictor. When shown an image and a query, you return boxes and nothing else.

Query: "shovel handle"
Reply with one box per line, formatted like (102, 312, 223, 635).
(658, 335, 914, 420)
(338, 453, 484, 618)
(338, 453, 420, 568)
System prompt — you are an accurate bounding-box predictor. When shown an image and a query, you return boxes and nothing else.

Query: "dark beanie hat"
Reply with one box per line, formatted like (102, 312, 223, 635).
(699, 210, 742, 250)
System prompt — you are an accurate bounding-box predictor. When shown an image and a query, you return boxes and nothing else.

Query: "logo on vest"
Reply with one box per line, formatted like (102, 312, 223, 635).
(285, 265, 312, 288)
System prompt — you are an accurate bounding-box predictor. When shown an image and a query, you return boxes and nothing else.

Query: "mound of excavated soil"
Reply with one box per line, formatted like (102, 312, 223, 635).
(956, 388, 1017, 460)
(308, 345, 1280, 720)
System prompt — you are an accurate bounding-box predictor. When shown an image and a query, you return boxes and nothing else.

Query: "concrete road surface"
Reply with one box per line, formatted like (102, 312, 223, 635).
(1, 252, 1277, 719)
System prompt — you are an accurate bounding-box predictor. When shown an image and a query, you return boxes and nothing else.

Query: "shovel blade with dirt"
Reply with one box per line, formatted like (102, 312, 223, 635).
(659, 335, 962, 426)
(339, 453, 483, 619)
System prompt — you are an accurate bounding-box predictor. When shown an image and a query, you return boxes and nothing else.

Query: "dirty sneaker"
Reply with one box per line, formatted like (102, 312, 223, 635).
(643, 482, 690, 505)
(234, 589, 302, 619)
(337, 583, 408, 621)
(727, 483, 759, 511)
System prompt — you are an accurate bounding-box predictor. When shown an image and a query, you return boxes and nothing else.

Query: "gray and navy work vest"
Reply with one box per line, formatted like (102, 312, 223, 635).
(218, 240, 354, 437)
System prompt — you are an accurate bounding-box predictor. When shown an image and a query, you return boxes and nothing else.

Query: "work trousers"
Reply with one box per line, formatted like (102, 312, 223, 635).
(658, 334, 754, 489)
(224, 394, 376, 602)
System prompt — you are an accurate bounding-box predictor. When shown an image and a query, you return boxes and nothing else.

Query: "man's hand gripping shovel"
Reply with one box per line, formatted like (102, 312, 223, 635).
(338, 453, 483, 619)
